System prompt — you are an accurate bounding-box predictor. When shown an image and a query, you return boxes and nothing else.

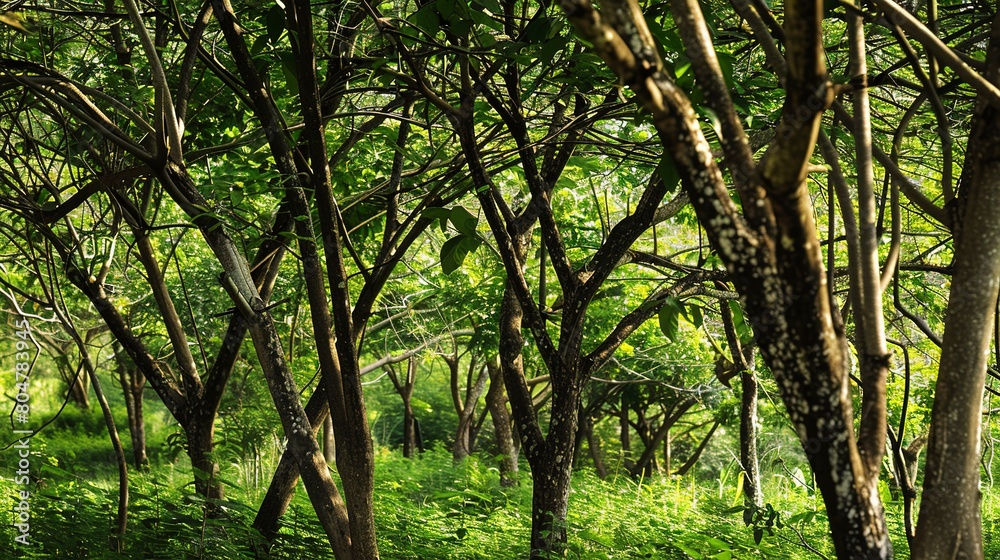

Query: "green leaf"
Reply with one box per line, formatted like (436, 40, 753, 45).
(524, 16, 560, 44)
(440, 234, 482, 275)
(473, 0, 502, 12)
(699, 106, 724, 141)
(753, 527, 764, 544)
(449, 205, 479, 236)
(279, 51, 299, 96)
(229, 187, 244, 207)
(265, 6, 285, 43)
(728, 300, 753, 345)
(409, 2, 441, 36)
(421, 207, 452, 232)
(706, 536, 731, 550)
(687, 304, 703, 329)
(436, 0, 456, 19)
(658, 298, 682, 341)
(658, 153, 681, 194)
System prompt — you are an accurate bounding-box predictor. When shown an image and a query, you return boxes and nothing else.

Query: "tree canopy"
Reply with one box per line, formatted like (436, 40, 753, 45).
(1, 0, 999, 558)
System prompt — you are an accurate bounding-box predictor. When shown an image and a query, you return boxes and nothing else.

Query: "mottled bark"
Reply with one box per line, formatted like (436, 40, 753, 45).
(253, 386, 329, 543)
(485, 358, 519, 486)
(555, 0, 891, 556)
(529, 385, 583, 556)
(912, 13, 1000, 560)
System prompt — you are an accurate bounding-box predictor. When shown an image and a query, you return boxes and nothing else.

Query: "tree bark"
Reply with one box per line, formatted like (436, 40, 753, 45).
(114, 343, 149, 470)
(486, 358, 519, 486)
(450, 354, 488, 462)
(323, 415, 336, 464)
(912, 12, 1000, 559)
(583, 414, 607, 479)
(721, 301, 762, 511)
(554, 0, 893, 556)
(387, 357, 420, 458)
(253, 386, 329, 543)
(529, 385, 583, 558)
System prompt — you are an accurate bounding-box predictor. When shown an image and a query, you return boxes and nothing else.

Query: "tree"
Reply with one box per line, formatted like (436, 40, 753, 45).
(4, 0, 1000, 556)
(555, 0, 999, 556)
(912, 11, 1000, 558)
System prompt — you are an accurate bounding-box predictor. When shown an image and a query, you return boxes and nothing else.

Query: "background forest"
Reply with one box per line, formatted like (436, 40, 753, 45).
(0, 0, 998, 558)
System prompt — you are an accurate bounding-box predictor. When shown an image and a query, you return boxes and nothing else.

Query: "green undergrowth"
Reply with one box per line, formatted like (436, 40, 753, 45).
(5, 444, 1000, 558)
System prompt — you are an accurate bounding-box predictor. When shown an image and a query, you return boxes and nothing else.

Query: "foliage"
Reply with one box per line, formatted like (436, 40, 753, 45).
(0, 444, 853, 559)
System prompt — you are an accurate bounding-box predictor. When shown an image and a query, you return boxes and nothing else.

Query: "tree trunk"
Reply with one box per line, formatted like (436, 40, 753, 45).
(664, 431, 671, 475)
(912, 14, 1000, 558)
(452, 357, 488, 462)
(186, 418, 223, 502)
(674, 421, 720, 476)
(67, 361, 90, 409)
(739, 368, 763, 510)
(323, 415, 336, 464)
(582, 414, 607, 479)
(620, 396, 633, 473)
(387, 357, 420, 458)
(253, 387, 328, 542)
(246, 316, 353, 559)
(721, 301, 762, 511)
(114, 344, 149, 470)
(486, 358, 519, 486)
(402, 400, 418, 458)
(555, 0, 894, 554)
(630, 399, 696, 478)
(66, 327, 129, 551)
(529, 387, 582, 559)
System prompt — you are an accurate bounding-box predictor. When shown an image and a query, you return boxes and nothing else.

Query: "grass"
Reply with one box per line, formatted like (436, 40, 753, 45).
(0, 441, 848, 559)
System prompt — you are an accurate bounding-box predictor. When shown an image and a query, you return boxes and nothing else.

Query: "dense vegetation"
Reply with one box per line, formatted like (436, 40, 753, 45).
(0, 0, 999, 557)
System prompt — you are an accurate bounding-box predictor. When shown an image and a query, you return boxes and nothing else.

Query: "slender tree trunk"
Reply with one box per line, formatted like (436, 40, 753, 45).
(721, 301, 762, 511)
(664, 431, 671, 475)
(739, 368, 762, 510)
(254, 387, 328, 542)
(388, 357, 420, 458)
(92, 367, 128, 551)
(323, 415, 336, 464)
(486, 358, 519, 486)
(452, 358, 487, 462)
(246, 317, 353, 559)
(620, 396, 633, 473)
(56, 311, 129, 551)
(913, 14, 1000, 558)
(582, 414, 607, 478)
(631, 399, 696, 477)
(114, 344, 149, 470)
(67, 362, 90, 409)
(674, 421, 720, 476)
(402, 401, 418, 458)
